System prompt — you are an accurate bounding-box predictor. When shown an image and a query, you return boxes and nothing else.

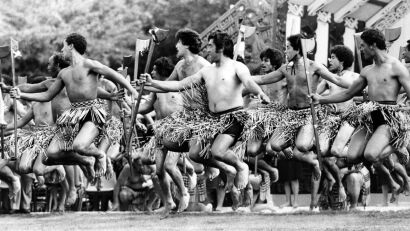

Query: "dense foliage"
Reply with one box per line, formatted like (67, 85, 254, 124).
(0, 0, 235, 78)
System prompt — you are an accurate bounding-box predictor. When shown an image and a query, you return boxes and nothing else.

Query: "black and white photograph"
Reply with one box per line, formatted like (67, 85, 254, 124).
(1, 0, 410, 230)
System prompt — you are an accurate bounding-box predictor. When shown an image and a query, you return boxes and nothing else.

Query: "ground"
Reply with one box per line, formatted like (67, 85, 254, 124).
(1, 209, 410, 231)
(2, 194, 410, 231)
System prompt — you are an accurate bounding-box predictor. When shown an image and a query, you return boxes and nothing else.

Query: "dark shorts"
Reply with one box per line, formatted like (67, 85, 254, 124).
(370, 101, 396, 129)
(212, 106, 245, 145)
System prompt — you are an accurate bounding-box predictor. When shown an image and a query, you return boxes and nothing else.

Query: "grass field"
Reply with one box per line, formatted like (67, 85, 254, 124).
(2, 193, 410, 231)
(1, 209, 410, 231)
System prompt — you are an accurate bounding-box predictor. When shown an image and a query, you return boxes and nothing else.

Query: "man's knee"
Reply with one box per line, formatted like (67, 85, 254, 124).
(330, 145, 345, 158)
(210, 146, 227, 159)
(267, 139, 283, 153)
(247, 142, 261, 157)
(295, 142, 312, 153)
(364, 149, 380, 163)
(72, 141, 89, 153)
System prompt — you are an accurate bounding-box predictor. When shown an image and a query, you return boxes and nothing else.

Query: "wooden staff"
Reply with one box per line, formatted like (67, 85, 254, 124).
(125, 27, 168, 159)
(10, 38, 19, 159)
(300, 38, 322, 170)
(0, 59, 4, 159)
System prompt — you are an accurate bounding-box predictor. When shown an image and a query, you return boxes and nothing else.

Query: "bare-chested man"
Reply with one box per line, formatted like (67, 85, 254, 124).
(136, 57, 190, 213)
(251, 34, 354, 209)
(136, 29, 212, 215)
(141, 31, 270, 195)
(313, 29, 410, 192)
(10, 33, 138, 180)
(315, 45, 359, 200)
(5, 52, 119, 205)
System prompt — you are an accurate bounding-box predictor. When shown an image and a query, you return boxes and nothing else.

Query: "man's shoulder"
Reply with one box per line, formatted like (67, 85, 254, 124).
(197, 56, 211, 66)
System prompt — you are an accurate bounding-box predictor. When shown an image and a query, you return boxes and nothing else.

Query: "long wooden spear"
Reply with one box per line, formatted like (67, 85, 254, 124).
(300, 38, 322, 171)
(10, 38, 20, 160)
(0, 45, 10, 159)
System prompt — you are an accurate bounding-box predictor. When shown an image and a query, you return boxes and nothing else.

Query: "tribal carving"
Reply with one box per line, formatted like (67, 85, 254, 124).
(371, 0, 410, 31)
(344, 17, 358, 30)
(317, 10, 331, 23)
(288, 3, 304, 17)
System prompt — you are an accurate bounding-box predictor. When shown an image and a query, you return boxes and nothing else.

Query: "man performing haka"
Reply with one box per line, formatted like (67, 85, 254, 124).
(134, 29, 211, 214)
(251, 34, 354, 209)
(315, 45, 359, 200)
(4, 52, 121, 205)
(140, 31, 270, 195)
(312, 29, 410, 190)
(11, 33, 138, 179)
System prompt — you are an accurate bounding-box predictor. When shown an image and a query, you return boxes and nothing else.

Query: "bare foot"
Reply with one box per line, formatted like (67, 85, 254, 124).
(390, 181, 401, 203)
(279, 202, 291, 208)
(177, 193, 190, 213)
(187, 171, 197, 191)
(65, 188, 78, 206)
(270, 168, 279, 183)
(95, 154, 107, 177)
(105, 157, 114, 180)
(109, 203, 120, 211)
(234, 162, 249, 190)
(403, 180, 410, 196)
(37, 175, 45, 186)
(82, 157, 96, 181)
(206, 167, 220, 180)
(55, 165, 66, 183)
(225, 167, 237, 192)
(57, 202, 65, 213)
(9, 177, 21, 202)
(329, 177, 336, 192)
(231, 187, 240, 211)
(160, 201, 176, 219)
(339, 186, 347, 201)
(292, 203, 299, 209)
(313, 162, 321, 181)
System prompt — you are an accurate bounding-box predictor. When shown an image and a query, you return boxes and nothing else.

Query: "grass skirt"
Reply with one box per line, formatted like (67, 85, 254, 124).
(56, 99, 107, 150)
(153, 83, 249, 159)
(8, 125, 55, 172)
(341, 102, 410, 150)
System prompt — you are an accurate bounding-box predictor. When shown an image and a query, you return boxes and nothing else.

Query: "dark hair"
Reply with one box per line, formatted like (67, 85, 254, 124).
(208, 31, 234, 58)
(287, 34, 303, 56)
(260, 48, 284, 70)
(360, 29, 386, 50)
(153, 57, 174, 78)
(406, 40, 410, 51)
(330, 45, 354, 70)
(175, 28, 202, 54)
(65, 33, 87, 55)
(51, 52, 70, 69)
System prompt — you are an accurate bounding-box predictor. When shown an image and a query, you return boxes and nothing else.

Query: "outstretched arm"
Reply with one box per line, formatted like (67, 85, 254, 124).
(315, 76, 367, 104)
(315, 64, 351, 88)
(252, 68, 284, 85)
(236, 62, 270, 103)
(395, 61, 410, 98)
(142, 71, 203, 92)
(87, 59, 138, 97)
(316, 80, 328, 95)
(16, 76, 64, 102)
